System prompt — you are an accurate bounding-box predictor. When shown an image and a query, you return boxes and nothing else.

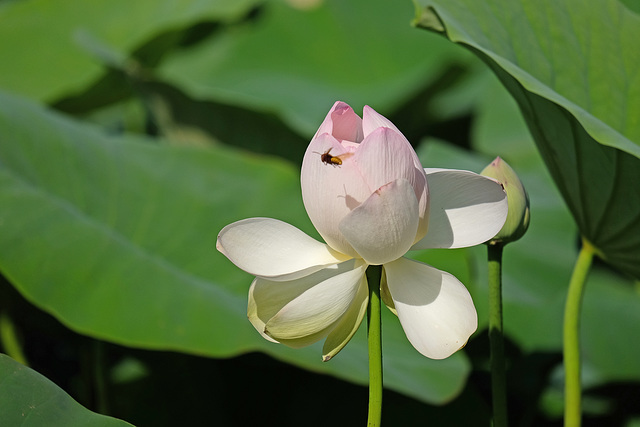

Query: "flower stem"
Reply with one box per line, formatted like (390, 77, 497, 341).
(366, 264, 383, 427)
(563, 239, 595, 427)
(488, 242, 508, 427)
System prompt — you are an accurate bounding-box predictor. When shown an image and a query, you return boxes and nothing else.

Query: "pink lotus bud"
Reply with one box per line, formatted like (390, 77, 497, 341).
(301, 102, 429, 265)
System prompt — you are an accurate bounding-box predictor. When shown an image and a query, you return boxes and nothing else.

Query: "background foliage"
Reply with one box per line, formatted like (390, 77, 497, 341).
(1, 0, 638, 425)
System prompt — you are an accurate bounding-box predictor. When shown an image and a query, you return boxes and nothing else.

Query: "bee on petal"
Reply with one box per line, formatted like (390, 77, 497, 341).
(317, 148, 352, 166)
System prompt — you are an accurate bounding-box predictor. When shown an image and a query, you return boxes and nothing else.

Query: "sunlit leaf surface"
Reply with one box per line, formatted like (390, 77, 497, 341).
(415, 0, 640, 279)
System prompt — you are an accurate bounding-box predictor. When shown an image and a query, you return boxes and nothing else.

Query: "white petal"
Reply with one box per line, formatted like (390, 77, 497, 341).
(264, 260, 367, 340)
(247, 277, 279, 343)
(412, 169, 508, 249)
(322, 273, 369, 361)
(249, 276, 333, 348)
(340, 179, 419, 265)
(249, 274, 336, 348)
(217, 218, 350, 281)
(379, 267, 397, 316)
(384, 257, 477, 359)
(248, 259, 365, 346)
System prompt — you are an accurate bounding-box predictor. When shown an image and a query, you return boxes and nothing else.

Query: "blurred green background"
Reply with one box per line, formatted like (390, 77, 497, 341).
(1, 0, 639, 425)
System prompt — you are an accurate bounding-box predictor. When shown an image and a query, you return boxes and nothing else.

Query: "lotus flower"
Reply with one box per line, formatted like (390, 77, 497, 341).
(217, 102, 508, 360)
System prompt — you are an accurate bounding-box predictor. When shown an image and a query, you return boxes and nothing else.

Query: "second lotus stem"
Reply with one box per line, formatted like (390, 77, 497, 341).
(488, 242, 508, 427)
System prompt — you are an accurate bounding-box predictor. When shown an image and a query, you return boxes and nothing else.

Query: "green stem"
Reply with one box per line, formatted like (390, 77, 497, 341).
(488, 243, 508, 427)
(563, 239, 595, 427)
(0, 312, 28, 366)
(366, 265, 383, 427)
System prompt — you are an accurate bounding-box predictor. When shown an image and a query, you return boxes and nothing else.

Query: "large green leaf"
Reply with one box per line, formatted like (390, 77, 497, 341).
(414, 0, 640, 157)
(0, 354, 132, 426)
(0, 0, 260, 102)
(473, 73, 640, 386)
(158, 0, 475, 135)
(414, 0, 640, 279)
(0, 91, 469, 404)
(415, 73, 640, 387)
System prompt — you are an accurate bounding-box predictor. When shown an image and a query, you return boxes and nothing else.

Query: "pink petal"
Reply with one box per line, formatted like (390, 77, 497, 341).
(353, 128, 416, 191)
(353, 128, 429, 242)
(339, 179, 419, 265)
(302, 103, 429, 255)
(314, 101, 363, 143)
(361, 105, 402, 137)
(361, 105, 426, 176)
(301, 133, 371, 257)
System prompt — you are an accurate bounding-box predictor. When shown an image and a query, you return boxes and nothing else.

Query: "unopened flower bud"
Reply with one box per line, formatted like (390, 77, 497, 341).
(481, 157, 530, 245)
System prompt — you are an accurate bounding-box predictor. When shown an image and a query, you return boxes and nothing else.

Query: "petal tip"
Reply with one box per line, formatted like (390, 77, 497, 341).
(215, 238, 224, 253)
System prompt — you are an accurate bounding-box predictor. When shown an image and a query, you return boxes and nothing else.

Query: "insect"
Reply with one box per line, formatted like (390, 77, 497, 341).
(317, 148, 352, 166)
